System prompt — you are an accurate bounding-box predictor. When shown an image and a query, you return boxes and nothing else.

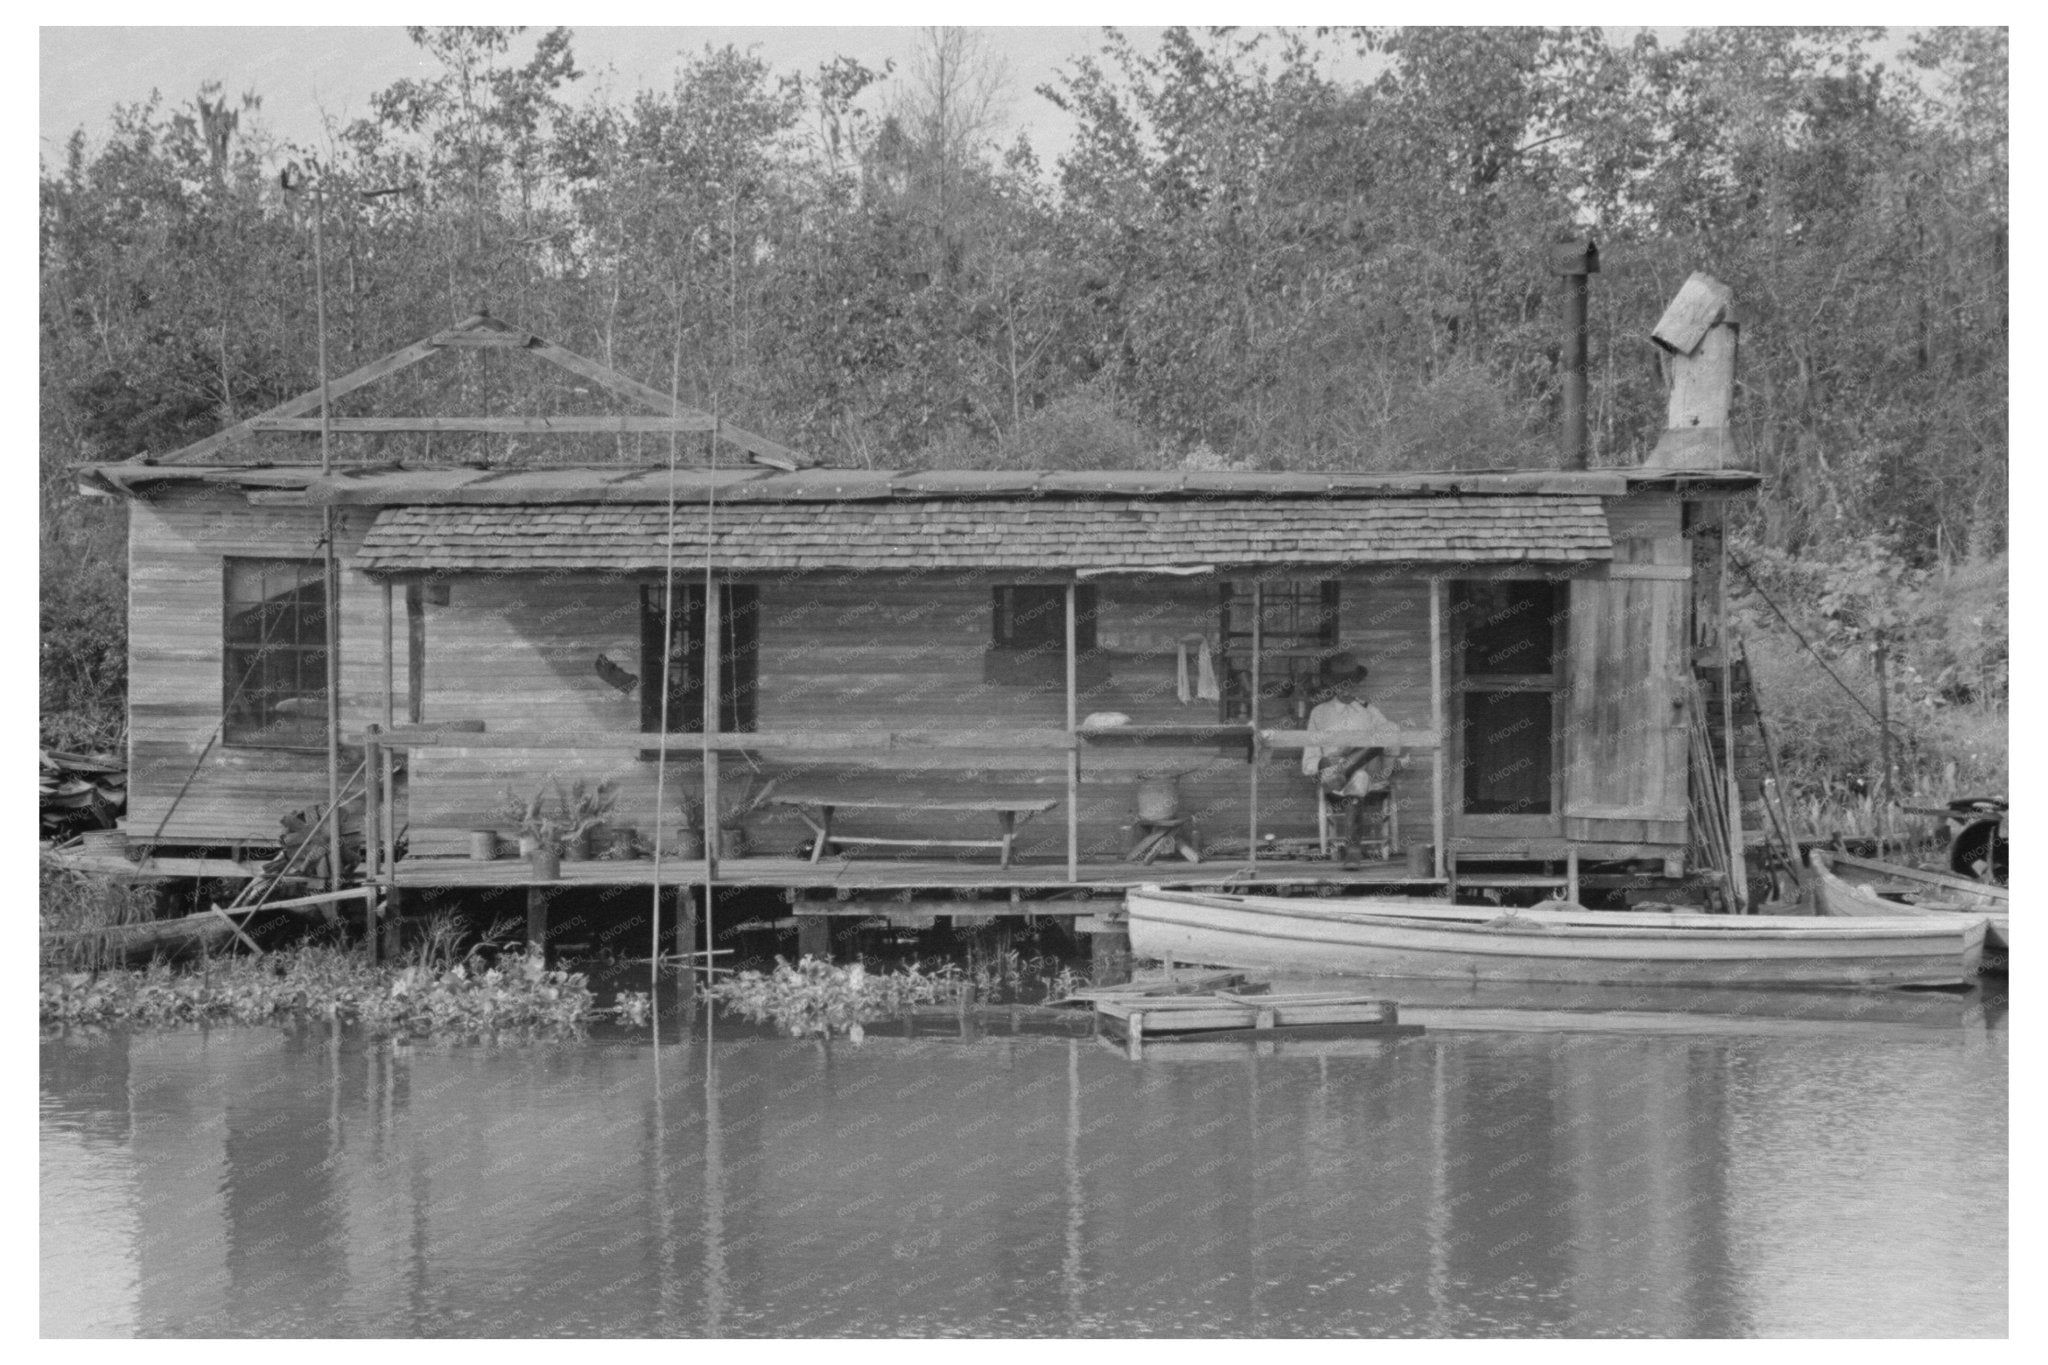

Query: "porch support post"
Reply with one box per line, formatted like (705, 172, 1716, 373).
(1430, 576, 1447, 882)
(703, 582, 722, 886)
(381, 579, 400, 958)
(362, 726, 381, 962)
(527, 885, 549, 961)
(1066, 582, 1079, 883)
(1248, 579, 1262, 870)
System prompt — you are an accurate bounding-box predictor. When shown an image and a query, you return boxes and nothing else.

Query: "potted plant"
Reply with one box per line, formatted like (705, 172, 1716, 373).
(500, 785, 566, 880)
(716, 777, 778, 859)
(666, 797, 704, 861)
(552, 776, 618, 862)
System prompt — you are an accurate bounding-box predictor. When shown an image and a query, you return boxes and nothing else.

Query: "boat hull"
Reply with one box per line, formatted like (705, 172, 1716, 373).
(1811, 849, 2009, 957)
(1125, 889, 1985, 988)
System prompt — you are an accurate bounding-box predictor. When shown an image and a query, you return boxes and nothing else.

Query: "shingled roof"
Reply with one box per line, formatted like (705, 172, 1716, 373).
(355, 495, 1613, 574)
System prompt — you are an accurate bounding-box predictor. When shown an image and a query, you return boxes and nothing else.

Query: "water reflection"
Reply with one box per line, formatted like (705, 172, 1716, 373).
(41, 996, 2005, 1338)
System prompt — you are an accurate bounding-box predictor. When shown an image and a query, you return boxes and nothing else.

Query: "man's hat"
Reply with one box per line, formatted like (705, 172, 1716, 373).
(1319, 651, 1369, 685)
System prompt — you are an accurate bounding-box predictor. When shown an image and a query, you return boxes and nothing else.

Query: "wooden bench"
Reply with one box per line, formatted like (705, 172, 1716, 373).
(767, 792, 1059, 868)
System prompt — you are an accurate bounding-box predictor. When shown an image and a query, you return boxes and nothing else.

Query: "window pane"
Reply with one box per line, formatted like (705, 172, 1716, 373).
(1460, 581, 1558, 677)
(1463, 690, 1553, 814)
(224, 558, 329, 747)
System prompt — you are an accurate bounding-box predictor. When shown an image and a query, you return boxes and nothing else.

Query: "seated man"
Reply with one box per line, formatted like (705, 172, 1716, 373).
(1301, 652, 1403, 864)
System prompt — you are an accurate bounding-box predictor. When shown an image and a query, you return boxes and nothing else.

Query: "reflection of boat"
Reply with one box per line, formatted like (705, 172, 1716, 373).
(1811, 848, 2008, 963)
(1124, 888, 1985, 988)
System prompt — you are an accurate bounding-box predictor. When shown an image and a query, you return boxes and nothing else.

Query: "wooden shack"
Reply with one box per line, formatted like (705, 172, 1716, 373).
(80, 313, 1761, 941)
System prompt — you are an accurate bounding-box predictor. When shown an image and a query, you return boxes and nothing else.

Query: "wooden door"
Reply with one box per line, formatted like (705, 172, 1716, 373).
(1451, 580, 1564, 839)
(1562, 576, 1689, 846)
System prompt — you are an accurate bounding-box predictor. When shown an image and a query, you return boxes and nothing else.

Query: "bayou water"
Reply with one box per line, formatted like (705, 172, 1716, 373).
(41, 981, 2006, 1338)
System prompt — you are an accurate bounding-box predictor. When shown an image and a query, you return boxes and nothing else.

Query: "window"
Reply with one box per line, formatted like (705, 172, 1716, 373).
(640, 584, 758, 733)
(223, 558, 330, 748)
(1217, 580, 1339, 723)
(992, 586, 1097, 653)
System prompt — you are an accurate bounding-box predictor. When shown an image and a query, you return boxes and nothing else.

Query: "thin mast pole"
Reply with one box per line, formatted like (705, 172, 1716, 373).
(701, 401, 720, 985)
(652, 343, 684, 988)
(312, 175, 343, 895)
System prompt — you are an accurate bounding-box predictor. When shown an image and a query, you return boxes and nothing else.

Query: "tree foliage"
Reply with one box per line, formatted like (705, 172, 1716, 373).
(40, 25, 2006, 754)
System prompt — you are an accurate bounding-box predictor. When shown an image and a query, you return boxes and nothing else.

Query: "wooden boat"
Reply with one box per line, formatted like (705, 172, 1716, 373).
(1810, 848, 2008, 960)
(1124, 888, 1984, 989)
(43, 910, 239, 966)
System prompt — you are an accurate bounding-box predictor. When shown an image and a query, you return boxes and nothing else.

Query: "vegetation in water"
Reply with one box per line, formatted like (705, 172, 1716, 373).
(704, 947, 1093, 1039)
(705, 956, 955, 1040)
(36, 943, 638, 1035)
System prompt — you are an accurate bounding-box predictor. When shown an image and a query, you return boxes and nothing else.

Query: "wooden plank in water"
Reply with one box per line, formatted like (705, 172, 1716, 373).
(1098, 998, 1397, 1032)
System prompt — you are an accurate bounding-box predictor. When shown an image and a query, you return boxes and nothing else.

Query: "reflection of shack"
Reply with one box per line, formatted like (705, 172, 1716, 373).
(78, 280, 1761, 946)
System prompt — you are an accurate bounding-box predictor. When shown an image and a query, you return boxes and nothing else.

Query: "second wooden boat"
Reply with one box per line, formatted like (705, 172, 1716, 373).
(1810, 847, 2009, 960)
(1125, 888, 1985, 989)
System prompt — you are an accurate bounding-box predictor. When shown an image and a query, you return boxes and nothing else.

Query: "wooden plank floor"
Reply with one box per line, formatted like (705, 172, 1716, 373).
(389, 853, 1443, 894)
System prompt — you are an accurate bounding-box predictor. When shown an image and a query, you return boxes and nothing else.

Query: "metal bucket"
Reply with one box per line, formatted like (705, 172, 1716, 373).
(1136, 777, 1181, 822)
(468, 829, 500, 862)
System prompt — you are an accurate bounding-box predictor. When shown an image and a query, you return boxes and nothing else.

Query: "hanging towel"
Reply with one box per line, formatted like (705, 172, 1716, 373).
(1176, 638, 1194, 705)
(1196, 638, 1220, 701)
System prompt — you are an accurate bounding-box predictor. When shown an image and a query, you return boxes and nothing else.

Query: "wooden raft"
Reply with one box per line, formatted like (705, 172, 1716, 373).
(1089, 986, 1422, 1059)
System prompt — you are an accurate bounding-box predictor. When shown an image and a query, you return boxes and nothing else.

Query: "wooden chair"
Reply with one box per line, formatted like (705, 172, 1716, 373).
(1317, 781, 1399, 861)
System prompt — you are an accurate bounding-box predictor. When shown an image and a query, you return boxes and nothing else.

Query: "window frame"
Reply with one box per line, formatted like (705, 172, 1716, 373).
(222, 556, 332, 751)
(991, 585, 1098, 655)
(639, 583, 759, 734)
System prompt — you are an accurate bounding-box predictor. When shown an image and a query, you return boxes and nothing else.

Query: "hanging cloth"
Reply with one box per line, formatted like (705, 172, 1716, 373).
(1176, 637, 1195, 705)
(1196, 637, 1220, 701)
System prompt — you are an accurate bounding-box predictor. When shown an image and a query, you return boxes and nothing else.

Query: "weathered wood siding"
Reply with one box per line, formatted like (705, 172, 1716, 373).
(403, 572, 1439, 859)
(124, 484, 1692, 863)
(126, 487, 413, 845)
(1559, 491, 1691, 847)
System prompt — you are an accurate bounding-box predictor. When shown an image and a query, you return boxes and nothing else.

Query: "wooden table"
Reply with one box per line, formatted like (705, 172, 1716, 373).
(768, 793, 1059, 868)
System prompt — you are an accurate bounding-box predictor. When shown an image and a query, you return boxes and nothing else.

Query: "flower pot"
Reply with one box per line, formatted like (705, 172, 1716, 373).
(608, 825, 639, 859)
(468, 830, 500, 862)
(517, 833, 539, 859)
(717, 826, 748, 860)
(563, 828, 594, 862)
(668, 828, 704, 860)
(529, 848, 561, 881)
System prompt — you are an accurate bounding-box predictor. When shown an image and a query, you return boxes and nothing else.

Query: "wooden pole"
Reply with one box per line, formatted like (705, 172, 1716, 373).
(652, 343, 685, 992)
(308, 175, 344, 897)
(1719, 529, 1748, 912)
(1430, 576, 1446, 882)
(701, 413, 720, 977)
(381, 580, 399, 959)
(527, 885, 548, 960)
(1874, 635, 1896, 806)
(1248, 580, 1262, 870)
(1066, 582, 1080, 883)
